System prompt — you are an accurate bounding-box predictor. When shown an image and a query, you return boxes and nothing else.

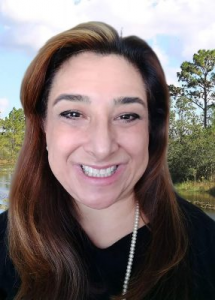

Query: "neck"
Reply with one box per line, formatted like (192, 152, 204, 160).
(77, 196, 145, 248)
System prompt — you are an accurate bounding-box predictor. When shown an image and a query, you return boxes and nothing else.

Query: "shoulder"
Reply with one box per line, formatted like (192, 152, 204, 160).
(0, 211, 10, 297)
(0, 210, 8, 255)
(176, 194, 215, 234)
(0, 211, 8, 238)
(0, 210, 9, 267)
(0, 211, 20, 299)
(176, 194, 215, 250)
(176, 195, 215, 299)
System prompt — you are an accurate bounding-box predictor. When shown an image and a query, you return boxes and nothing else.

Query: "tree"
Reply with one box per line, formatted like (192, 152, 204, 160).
(169, 91, 198, 142)
(175, 50, 215, 128)
(208, 104, 215, 127)
(168, 95, 202, 182)
(0, 108, 25, 161)
(168, 93, 215, 182)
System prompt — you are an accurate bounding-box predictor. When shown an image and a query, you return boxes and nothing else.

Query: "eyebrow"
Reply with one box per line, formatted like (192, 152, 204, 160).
(114, 97, 146, 108)
(53, 94, 146, 108)
(53, 94, 91, 106)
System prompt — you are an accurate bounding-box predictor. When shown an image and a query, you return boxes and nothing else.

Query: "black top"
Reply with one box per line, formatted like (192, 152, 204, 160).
(0, 197, 215, 300)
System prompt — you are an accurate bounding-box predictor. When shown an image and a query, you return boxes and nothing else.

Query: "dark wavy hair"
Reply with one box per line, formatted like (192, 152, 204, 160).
(8, 21, 189, 300)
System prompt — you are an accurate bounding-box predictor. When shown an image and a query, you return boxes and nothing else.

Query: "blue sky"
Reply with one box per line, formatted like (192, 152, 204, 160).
(0, 0, 215, 118)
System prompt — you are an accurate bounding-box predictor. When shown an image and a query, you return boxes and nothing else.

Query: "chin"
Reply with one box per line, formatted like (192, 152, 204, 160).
(76, 196, 118, 211)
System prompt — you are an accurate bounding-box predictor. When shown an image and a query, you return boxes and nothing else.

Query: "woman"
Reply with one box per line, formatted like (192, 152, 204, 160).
(0, 21, 214, 300)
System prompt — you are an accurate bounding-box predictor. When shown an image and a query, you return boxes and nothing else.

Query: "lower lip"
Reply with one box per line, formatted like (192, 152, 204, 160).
(75, 165, 125, 186)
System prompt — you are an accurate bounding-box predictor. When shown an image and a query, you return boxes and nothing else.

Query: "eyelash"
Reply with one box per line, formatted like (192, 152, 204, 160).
(117, 113, 141, 123)
(60, 110, 83, 119)
(60, 111, 141, 123)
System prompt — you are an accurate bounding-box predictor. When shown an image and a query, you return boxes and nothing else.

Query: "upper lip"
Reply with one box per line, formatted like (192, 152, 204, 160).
(80, 164, 119, 169)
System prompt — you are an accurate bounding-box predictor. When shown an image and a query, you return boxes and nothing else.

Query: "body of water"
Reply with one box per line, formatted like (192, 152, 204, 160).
(177, 190, 215, 221)
(1, 165, 215, 220)
(0, 165, 13, 213)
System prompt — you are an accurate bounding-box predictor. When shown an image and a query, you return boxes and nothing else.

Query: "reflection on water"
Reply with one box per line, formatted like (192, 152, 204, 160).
(177, 191, 215, 205)
(1, 165, 215, 220)
(0, 165, 13, 213)
(176, 190, 215, 221)
(0, 166, 12, 193)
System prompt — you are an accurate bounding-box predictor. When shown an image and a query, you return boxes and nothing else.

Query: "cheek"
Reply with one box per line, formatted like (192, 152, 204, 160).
(119, 126, 149, 158)
(46, 130, 71, 166)
(135, 140, 149, 164)
(46, 125, 80, 151)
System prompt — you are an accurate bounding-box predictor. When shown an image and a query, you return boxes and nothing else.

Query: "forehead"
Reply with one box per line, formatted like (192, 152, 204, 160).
(49, 52, 146, 101)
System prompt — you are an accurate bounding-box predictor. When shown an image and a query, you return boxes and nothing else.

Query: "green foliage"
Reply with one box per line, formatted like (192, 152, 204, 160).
(209, 104, 215, 127)
(168, 96, 215, 183)
(170, 49, 215, 128)
(175, 180, 215, 196)
(0, 108, 25, 162)
(168, 49, 215, 182)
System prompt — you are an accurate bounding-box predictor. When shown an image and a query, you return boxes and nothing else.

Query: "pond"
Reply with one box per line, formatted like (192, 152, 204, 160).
(0, 164, 13, 213)
(176, 190, 215, 221)
(0, 165, 215, 221)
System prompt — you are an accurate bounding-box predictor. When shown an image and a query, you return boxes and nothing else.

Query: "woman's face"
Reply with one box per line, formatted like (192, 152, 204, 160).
(45, 52, 149, 210)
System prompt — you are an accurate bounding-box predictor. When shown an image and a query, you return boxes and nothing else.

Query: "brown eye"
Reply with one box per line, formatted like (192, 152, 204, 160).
(118, 113, 140, 122)
(60, 110, 82, 119)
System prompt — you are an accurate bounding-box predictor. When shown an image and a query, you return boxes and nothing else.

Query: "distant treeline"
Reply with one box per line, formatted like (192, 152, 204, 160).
(168, 100, 215, 183)
(0, 108, 25, 164)
(0, 49, 215, 183)
(168, 49, 215, 182)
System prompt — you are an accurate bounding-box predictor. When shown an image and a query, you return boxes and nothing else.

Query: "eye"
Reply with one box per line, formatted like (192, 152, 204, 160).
(117, 113, 141, 123)
(60, 110, 83, 119)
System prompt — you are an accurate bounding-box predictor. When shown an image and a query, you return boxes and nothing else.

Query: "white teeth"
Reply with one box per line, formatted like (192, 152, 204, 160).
(81, 165, 117, 177)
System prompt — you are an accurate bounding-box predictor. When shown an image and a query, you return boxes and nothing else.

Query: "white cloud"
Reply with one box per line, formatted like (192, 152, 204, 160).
(0, 0, 215, 83)
(1, 0, 215, 51)
(0, 98, 9, 115)
(182, 23, 215, 58)
(165, 66, 181, 86)
(152, 41, 169, 67)
(0, 0, 93, 50)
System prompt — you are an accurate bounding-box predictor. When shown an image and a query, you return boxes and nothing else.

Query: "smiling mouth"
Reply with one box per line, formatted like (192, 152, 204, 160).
(81, 165, 118, 177)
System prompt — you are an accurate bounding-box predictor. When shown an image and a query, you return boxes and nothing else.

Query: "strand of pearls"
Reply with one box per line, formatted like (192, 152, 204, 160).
(122, 202, 140, 299)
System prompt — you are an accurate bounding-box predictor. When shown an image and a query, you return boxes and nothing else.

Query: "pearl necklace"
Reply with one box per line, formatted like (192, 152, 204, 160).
(122, 202, 140, 298)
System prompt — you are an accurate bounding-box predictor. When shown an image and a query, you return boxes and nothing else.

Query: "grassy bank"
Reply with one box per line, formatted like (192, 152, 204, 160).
(175, 180, 215, 197)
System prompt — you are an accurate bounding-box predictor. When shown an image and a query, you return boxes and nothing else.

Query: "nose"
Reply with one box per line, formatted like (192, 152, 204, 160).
(83, 120, 119, 160)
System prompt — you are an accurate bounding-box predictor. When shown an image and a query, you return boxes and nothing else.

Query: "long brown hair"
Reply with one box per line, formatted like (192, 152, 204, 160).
(9, 22, 189, 300)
